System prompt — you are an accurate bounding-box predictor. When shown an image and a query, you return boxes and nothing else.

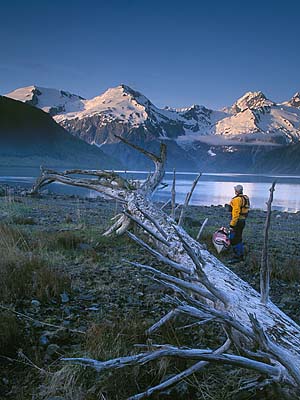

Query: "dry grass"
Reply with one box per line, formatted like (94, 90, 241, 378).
(271, 258, 300, 282)
(39, 231, 83, 251)
(246, 252, 300, 283)
(0, 224, 71, 303)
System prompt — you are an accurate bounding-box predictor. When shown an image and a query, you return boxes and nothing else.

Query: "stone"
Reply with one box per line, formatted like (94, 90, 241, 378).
(60, 292, 70, 303)
(31, 299, 41, 308)
(78, 293, 96, 301)
(0, 186, 5, 197)
(46, 344, 60, 356)
(39, 334, 50, 346)
(78, 243, 93, 251)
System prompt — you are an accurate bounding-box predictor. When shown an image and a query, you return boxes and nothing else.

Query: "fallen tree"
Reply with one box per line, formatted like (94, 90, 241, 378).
(31, 139, 300, 399)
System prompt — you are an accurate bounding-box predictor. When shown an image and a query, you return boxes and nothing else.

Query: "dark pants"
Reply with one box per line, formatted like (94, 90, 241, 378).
(230, 219, 245, 257)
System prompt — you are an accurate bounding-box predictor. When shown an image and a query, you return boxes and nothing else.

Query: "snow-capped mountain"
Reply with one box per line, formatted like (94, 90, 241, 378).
(215, 91, 300, 143)
(7, 85, 300, 146)
(6, 85, 85, 116)
(283, 92, 300, 108)
(53, 85, 218, 146)
(5, 84, 300, 171)
(223, 91, 275, 114)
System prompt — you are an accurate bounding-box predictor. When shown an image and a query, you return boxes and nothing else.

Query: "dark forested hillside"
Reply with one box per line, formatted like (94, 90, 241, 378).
(0, 96, 121, 169)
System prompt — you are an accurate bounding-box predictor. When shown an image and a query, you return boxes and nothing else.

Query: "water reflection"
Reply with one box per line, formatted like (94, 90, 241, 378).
(1, 170, 300, 212)
(153, 180, 300, 212)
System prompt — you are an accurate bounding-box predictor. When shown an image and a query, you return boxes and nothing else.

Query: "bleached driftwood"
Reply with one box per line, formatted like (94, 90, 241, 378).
(31, 138, 300, 398)
(171, 168, 176, 219)
(196, 217, 208, 240)
(260, 181, 276, 304)
(178, 172, 202, 226)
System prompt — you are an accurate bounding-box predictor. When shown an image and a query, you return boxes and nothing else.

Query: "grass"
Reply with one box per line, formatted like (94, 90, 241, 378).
(0, 224, 71, 303)
(1, 195, 299, 399)
(11, 215, 36, 225)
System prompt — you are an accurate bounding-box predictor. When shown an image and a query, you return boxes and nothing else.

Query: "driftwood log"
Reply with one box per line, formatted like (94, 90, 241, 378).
(31, 139, 300, 399)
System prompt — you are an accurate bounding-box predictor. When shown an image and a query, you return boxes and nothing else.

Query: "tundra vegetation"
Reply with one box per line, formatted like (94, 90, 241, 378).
(0, 140, 300, 400)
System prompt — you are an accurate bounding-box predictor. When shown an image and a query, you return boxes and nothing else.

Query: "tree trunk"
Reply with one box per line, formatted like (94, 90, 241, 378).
(31, 138, 300, 397)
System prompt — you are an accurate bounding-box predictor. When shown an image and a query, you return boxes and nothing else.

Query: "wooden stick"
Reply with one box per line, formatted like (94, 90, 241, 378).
(260, 182, 276, 305)
(178, 173, 202, 226)
(196, 217, 208, 240)
(160, 199, 171, 210)
(171, 168, 176, 219)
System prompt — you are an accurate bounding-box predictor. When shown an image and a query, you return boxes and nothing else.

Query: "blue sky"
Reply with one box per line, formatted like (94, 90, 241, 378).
(1, 0, 300, 109)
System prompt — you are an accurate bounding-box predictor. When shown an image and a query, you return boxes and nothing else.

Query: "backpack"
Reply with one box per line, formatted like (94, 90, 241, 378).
(239, 194, 250, 217)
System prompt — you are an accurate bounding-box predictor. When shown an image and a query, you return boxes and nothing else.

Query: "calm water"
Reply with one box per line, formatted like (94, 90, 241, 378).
(1, 167, 300, 212)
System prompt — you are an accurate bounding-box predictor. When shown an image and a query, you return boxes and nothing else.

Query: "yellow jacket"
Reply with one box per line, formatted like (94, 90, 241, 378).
(230, 195, 249, 227)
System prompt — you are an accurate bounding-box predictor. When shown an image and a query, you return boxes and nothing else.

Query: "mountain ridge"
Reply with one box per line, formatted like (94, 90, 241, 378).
(0, 96, 121, 169)
(5, 85, 300, 173)
(6, 85, 300, 146)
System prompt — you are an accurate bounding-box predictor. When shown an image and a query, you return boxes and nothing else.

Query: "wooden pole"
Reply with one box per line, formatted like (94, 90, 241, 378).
(260, 181, 276, 305)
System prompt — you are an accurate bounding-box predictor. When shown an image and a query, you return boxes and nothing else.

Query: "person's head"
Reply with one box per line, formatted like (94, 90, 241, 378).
(234, 184, 243, 195)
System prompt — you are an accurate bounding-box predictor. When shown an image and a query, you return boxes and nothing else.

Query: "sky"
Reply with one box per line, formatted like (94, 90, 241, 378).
(1, 0, 300, 109)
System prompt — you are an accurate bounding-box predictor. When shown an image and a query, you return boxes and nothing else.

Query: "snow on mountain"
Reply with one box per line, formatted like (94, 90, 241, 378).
(214, 105, 300, 142)
(224, 91, 275, 114)
(215, 92, 300, 143)
(6, 85, 300, 146)
(282, 92, 300, 108)
(53, 85, 216, 145)
(6, 85, 85, 116)
(54, 87, 300, 145)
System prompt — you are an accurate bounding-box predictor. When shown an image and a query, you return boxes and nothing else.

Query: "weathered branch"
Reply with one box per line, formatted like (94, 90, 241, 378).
(115, 135, 167, 194)
(30, 168, 129, 201)
(102, 214, 131, 236)
(126, 232, 191, 274)
(174, 225, 229, 305)
(123, 212, 170, 247)
(260, 181, 276, 304)
(146, 309, 180, 335)
(197, 217, 208, 240)
(178, 173, 201, 226)
(171, 168, 176, 219)
(160, 198, 171, 210)
(136, 205, 168, 239)
(126, 261, 217, 302)
(62, 344, 287, 383)
(127, 339, 231, 400)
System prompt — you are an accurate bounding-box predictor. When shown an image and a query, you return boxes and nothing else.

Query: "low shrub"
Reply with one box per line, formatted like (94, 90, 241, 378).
(12, 216, 36, 225)
(42, 231, 82, 251)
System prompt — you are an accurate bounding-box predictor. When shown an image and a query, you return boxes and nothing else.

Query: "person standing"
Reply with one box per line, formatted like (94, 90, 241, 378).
(228, 184, 250, 264)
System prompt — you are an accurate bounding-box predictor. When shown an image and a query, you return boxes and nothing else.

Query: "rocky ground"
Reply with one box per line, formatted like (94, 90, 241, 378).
(0, 185, 299, 400)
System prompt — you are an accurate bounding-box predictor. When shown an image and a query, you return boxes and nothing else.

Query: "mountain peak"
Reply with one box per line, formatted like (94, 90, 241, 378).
(287, 92, 300, 108)
(119, 84, 143, 97)
(6, 85, 85, 115)
(231, 91, 275, 113)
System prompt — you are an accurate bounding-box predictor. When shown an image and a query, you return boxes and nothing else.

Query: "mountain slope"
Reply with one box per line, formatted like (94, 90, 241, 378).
(6, 85, 300, 172)
(215, 91, 300, 143)
(0, 96, 120, 169)
(254, 142, 300, 174)
(8, 85, 300, 146)
(54, 85, 216, 145)
(6, 86, 85, 116)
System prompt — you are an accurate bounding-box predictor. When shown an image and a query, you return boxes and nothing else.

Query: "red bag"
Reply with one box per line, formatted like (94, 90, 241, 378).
(212, 227, 231, 254)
